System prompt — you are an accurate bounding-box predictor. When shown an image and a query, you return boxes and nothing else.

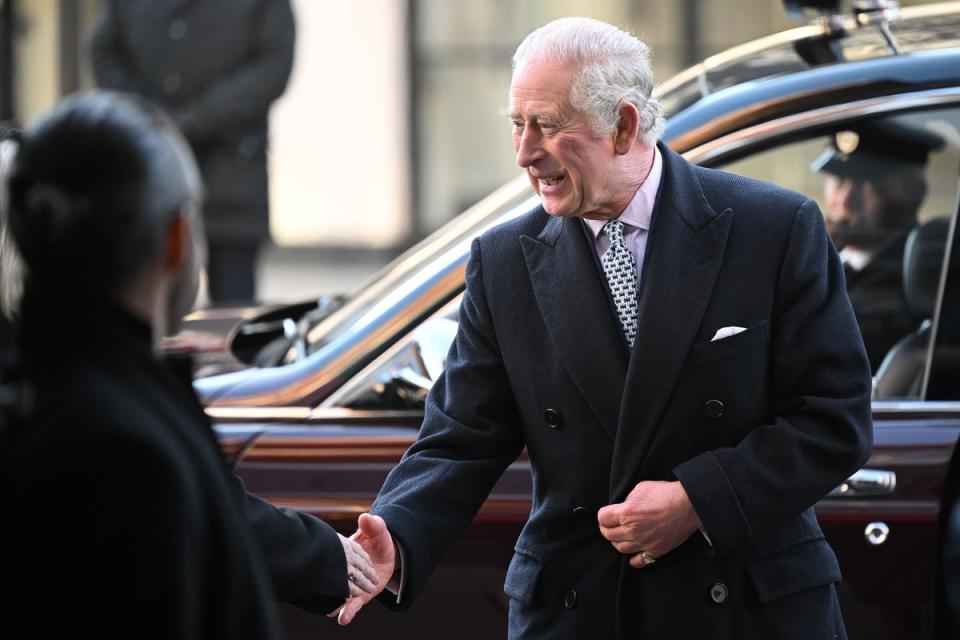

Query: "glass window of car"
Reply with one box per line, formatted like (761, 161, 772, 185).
(715, 107, 960, 398)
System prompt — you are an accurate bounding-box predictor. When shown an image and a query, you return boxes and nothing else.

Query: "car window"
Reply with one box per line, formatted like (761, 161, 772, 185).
(716, 107, 960, 398)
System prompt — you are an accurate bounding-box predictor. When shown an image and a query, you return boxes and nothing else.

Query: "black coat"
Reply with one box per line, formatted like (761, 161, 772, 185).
(0, 288, 349, 636)
(844, 233, 915, 371)
(0, 291, 281, 637)
(371, 145, 873, 639)
(90, 0, 295, 242)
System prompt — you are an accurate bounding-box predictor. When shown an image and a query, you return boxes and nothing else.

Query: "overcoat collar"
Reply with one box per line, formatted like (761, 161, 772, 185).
(520, 212, 627, 441)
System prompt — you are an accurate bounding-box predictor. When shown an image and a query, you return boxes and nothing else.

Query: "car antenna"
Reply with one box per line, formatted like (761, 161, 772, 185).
(785, 0, 902, 65)
(853, 0, 902, 55)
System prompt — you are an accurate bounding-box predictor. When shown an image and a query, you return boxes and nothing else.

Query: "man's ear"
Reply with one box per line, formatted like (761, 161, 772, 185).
(163, 211, 190, 273)
(614, 101, 641, 155)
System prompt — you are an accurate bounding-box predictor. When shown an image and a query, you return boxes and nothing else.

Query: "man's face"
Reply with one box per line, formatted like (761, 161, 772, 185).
(824, 175, 887, 249)
(509, 59, 620, 220)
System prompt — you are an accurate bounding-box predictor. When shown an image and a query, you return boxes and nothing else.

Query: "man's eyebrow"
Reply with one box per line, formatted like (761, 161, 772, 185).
(500, 107, 563, 122)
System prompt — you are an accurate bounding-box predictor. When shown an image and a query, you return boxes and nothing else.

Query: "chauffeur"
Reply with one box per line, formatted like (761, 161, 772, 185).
(339, 17, 873, 640)
(812, 122, 942, 371)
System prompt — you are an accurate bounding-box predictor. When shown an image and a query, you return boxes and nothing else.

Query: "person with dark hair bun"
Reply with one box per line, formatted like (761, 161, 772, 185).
(0, 91, 377, 638)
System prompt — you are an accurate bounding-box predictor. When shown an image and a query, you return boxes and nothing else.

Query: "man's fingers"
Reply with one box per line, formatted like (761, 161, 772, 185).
(348, 565, 378, 594)
(348, 578, 377, 598)
(597, 504, 621, 528)
(598, 524, 633, 542)
(349, 541, 373, 566)
(613, 540, 644, 555)
(630, 552, 655, 569)
(355, 555, 380, 586)
(338, 597, 366, 626)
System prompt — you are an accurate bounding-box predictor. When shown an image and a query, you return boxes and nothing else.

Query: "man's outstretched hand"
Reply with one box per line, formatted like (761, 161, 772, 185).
(335, 513, 396, 626)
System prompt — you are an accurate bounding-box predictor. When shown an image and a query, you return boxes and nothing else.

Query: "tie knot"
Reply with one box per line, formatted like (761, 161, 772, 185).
(603, 219, 625, 244)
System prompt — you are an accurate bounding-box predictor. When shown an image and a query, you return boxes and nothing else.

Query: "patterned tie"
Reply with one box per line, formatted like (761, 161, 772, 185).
(601, 219, 639, 349)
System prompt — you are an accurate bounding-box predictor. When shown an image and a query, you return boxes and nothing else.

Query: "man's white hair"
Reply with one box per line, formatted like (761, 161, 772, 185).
(513, 17, 665, 146)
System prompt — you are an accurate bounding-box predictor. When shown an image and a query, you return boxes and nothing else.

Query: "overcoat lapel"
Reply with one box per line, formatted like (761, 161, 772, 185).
(521, 212, 627, 441)
(609, 146, 732, 501)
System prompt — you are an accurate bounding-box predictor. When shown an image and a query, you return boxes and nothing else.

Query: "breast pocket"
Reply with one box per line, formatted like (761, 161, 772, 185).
(688, 319, 769, 364)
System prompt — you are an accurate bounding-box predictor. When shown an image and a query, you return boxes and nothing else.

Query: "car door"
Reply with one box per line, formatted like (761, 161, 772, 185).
(705, 102, 960, 640)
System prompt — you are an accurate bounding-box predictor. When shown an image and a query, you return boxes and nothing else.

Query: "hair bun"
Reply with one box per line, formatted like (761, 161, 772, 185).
(23, 183, 73, 221)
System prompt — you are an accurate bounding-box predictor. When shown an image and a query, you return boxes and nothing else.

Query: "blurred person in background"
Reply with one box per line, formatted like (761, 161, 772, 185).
(0, 91, 378, 637)
(811, 123, 942, 370)
(90, 0, 296, 305)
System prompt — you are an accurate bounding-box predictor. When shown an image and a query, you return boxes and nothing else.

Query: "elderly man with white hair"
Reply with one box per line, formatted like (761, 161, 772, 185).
(340, 17, 872, 640)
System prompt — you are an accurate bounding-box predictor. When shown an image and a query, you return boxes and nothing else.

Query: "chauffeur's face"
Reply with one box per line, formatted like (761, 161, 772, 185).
(824, 175, 885, 249)
(509, 58, 622, 220)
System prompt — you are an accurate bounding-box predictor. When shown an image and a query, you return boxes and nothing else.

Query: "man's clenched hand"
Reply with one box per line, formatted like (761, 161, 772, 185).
(598, 480, 702, 568)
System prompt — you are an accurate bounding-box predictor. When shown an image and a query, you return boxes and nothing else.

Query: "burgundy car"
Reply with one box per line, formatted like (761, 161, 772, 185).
(189, 1, 960, 637)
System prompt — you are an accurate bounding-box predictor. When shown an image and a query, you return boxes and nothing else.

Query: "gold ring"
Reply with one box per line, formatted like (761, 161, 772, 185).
(640, 551, 656, 566)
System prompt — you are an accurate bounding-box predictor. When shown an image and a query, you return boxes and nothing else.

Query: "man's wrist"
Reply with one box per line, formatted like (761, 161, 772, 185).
(673, 480, 703, 533)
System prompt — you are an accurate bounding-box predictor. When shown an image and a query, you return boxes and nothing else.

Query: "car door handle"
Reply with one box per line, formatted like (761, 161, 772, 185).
(828, 469, 897, 498)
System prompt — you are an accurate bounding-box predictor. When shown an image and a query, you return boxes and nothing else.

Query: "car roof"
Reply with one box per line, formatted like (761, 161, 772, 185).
(660, 2, 960, 151)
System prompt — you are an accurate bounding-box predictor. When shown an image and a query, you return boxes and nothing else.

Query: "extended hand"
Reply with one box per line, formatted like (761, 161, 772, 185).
(338, 533, 379, 598)
(335, 513, 396, 625)
(597, 480, 702, 568)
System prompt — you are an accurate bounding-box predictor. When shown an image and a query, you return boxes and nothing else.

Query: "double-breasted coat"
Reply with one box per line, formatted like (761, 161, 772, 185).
(371, 145, 873, 639)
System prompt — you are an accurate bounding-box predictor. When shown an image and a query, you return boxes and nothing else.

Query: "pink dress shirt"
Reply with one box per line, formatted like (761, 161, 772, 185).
(581, 145, 663, 277)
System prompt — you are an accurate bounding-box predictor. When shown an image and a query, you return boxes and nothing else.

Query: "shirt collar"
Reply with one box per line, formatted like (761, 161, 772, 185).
(582, 145, 662, 239)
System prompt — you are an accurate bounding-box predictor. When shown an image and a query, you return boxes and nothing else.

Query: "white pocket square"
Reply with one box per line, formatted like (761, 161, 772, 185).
(711, 326, 747, 341)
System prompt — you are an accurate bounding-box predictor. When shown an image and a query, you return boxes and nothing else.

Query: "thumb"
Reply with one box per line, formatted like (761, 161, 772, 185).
(358, 512, 386, 538)
(597, 503, 621, 528)
(357, 513, 392, 556)
(338, 597, 364, 626)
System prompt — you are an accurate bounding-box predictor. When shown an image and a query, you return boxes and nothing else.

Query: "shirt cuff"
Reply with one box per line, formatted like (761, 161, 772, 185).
(700, 527, 712, 547)
(385, 540, 406, 605)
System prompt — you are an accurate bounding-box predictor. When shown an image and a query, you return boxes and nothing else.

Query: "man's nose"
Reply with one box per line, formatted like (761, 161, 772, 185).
(515, 128, 543, 168)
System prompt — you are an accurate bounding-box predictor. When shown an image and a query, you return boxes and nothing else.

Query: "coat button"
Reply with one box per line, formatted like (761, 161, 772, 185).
(563, 589, 578, 609)
(704, 399, 724, 419)
(710, 583, 728, 604)
(572, 506, 589, 520)
(168, 19, 188, 40)
(163, 72, 182, 95)
(544, 408, 561, 429)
